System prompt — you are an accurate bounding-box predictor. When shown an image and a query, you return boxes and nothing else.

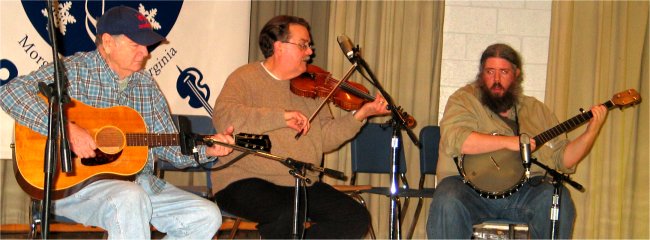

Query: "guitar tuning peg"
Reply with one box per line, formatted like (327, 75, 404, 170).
(579, 108, 585, 113)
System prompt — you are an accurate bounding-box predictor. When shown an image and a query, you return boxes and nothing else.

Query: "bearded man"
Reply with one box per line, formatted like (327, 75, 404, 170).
(425, 43, 607, 239)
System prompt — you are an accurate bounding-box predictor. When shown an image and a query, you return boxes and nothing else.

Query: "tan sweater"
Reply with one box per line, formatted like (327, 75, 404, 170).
(210, 62, 365, 193)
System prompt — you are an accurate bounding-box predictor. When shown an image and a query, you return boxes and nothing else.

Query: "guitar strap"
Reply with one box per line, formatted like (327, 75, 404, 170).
(497, 106, 520, 136)
(503, 106, 543, 186)
(454, 105, 521, 168)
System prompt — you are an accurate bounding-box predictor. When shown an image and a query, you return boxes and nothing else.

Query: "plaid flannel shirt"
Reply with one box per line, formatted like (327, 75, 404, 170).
(0, 50, 214, 193)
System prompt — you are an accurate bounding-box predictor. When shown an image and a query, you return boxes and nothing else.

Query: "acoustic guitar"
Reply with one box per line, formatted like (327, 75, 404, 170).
(13, 98, 270, 200)
(457, 89, 641, 199)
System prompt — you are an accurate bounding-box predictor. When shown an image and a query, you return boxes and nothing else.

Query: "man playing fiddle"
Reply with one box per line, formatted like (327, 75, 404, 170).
(210, 15, 390, 238)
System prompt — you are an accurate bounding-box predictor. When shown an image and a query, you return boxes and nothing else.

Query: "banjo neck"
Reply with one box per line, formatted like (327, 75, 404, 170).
(533, 100, 614, 147)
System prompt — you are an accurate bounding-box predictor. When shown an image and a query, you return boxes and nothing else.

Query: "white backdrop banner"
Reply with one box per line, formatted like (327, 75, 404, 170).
(0, 0, 251, 159)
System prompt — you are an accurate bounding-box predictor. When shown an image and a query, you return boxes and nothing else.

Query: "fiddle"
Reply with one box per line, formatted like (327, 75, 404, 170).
(291, 64, 372, 111)
(290, 64, 415, 128)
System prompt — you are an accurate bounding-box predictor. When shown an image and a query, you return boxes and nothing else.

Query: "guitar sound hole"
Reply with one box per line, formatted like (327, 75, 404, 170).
(80, 126, 126, 166)
(95, 126, 126, 154)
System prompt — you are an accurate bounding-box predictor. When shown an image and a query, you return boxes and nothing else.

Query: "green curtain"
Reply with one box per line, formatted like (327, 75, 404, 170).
(249, 0, 331, 68)
(325, 1, 444, 238)
(250, 1, 444, 238)
(547, 1, 649, 238)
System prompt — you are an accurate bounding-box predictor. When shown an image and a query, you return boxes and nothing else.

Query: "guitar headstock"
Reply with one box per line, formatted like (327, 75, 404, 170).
(612, 89, 642, 109)
(235, 133, 272, 153)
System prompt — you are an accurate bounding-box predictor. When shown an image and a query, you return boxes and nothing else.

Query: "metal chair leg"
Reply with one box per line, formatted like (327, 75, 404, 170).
(349, 193, 376, 239)
(407, 197, 425, 239)
(28, 199, 42, 239)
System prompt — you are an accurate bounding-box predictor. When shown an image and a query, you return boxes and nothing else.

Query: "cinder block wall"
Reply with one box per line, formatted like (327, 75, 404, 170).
(439, 0, 552, 122)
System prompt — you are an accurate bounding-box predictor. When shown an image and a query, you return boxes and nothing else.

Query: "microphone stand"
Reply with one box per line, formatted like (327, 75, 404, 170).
(199, 137, 346, 239)
(353, 55, 419, 239)
(529, 158, 584, 240)
(286, 158, 309, 240)
(40, 1, 73, 239)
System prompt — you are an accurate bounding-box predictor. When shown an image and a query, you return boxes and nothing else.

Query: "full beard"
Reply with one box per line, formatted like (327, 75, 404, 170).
(478, 81, 521, 114)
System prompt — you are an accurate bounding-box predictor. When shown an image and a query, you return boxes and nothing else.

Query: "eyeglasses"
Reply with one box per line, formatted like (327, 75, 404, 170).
(282, 41, 313, 51)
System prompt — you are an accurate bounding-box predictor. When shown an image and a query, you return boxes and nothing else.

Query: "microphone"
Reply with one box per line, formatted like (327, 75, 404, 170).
(306, 164, 347, 181)
(520, 133, 532, 179)
(337, 35, 356, 62)
(322, 168, 347, 181)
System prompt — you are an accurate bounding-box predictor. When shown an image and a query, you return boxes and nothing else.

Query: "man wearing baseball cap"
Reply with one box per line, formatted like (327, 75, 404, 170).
(96, 5, 165, 46)
(0, 6, 234, 239)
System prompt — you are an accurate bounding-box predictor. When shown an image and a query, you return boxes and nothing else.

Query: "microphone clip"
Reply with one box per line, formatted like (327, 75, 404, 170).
(350, 45, 361, 60)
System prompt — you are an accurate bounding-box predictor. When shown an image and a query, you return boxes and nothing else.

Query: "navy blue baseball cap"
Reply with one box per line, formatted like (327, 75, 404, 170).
(96, 6, 165, 46)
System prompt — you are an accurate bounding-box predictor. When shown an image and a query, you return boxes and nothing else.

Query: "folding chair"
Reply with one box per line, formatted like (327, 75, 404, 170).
(11, 140, 109, 239)
(155, 114, 257, 239)
(406, 125, 439, 239)
(346, 122, 428, 237)
(27, 199, 107, 239)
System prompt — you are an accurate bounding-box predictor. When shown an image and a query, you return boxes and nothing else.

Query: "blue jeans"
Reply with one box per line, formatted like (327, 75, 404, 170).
(426, 176, 575, 239)
(54, 176, 221, 239)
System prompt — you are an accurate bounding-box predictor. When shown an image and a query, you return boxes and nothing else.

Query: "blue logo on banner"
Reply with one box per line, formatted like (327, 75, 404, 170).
(176, 66, 213, 116)
(0, 59, 18, 86)
(21, 0, 183, 56)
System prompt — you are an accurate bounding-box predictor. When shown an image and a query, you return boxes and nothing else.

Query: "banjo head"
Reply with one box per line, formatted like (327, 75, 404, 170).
(458, 150, 526, 198)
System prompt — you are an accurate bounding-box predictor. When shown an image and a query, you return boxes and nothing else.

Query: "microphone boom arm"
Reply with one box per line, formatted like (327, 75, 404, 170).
(200, 137, 346, 180)
(356, 57, 419, 146)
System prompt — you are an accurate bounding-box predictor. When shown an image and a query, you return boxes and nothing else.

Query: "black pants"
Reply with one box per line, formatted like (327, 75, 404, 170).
(215, 178, 370, 239)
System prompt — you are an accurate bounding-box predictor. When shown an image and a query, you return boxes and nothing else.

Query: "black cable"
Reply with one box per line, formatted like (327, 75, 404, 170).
(192, 151, 250, 171)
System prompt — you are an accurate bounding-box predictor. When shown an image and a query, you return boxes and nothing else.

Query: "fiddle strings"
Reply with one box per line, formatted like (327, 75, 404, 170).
(336, 81, 374, 102)
(295, 63, 359, 139)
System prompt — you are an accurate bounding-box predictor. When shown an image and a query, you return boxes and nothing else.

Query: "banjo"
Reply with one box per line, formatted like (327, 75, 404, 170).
(456, 89, 641, 199)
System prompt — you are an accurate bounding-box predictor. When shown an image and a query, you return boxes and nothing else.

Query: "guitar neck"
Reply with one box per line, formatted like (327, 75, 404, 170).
(125, 132, 272, 153)
(533, 100, 614, 146)
(125, 133, 180, 147)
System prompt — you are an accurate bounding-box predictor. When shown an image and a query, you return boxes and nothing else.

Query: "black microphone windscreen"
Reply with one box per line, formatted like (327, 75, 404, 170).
(324, 168, 348, 181)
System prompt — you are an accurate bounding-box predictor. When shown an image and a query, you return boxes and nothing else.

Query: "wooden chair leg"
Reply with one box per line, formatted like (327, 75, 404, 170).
(228, 218, 242, 239)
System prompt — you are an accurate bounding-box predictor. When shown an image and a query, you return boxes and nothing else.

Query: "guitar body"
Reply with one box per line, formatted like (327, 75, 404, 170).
(13, 99, 148, 200)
